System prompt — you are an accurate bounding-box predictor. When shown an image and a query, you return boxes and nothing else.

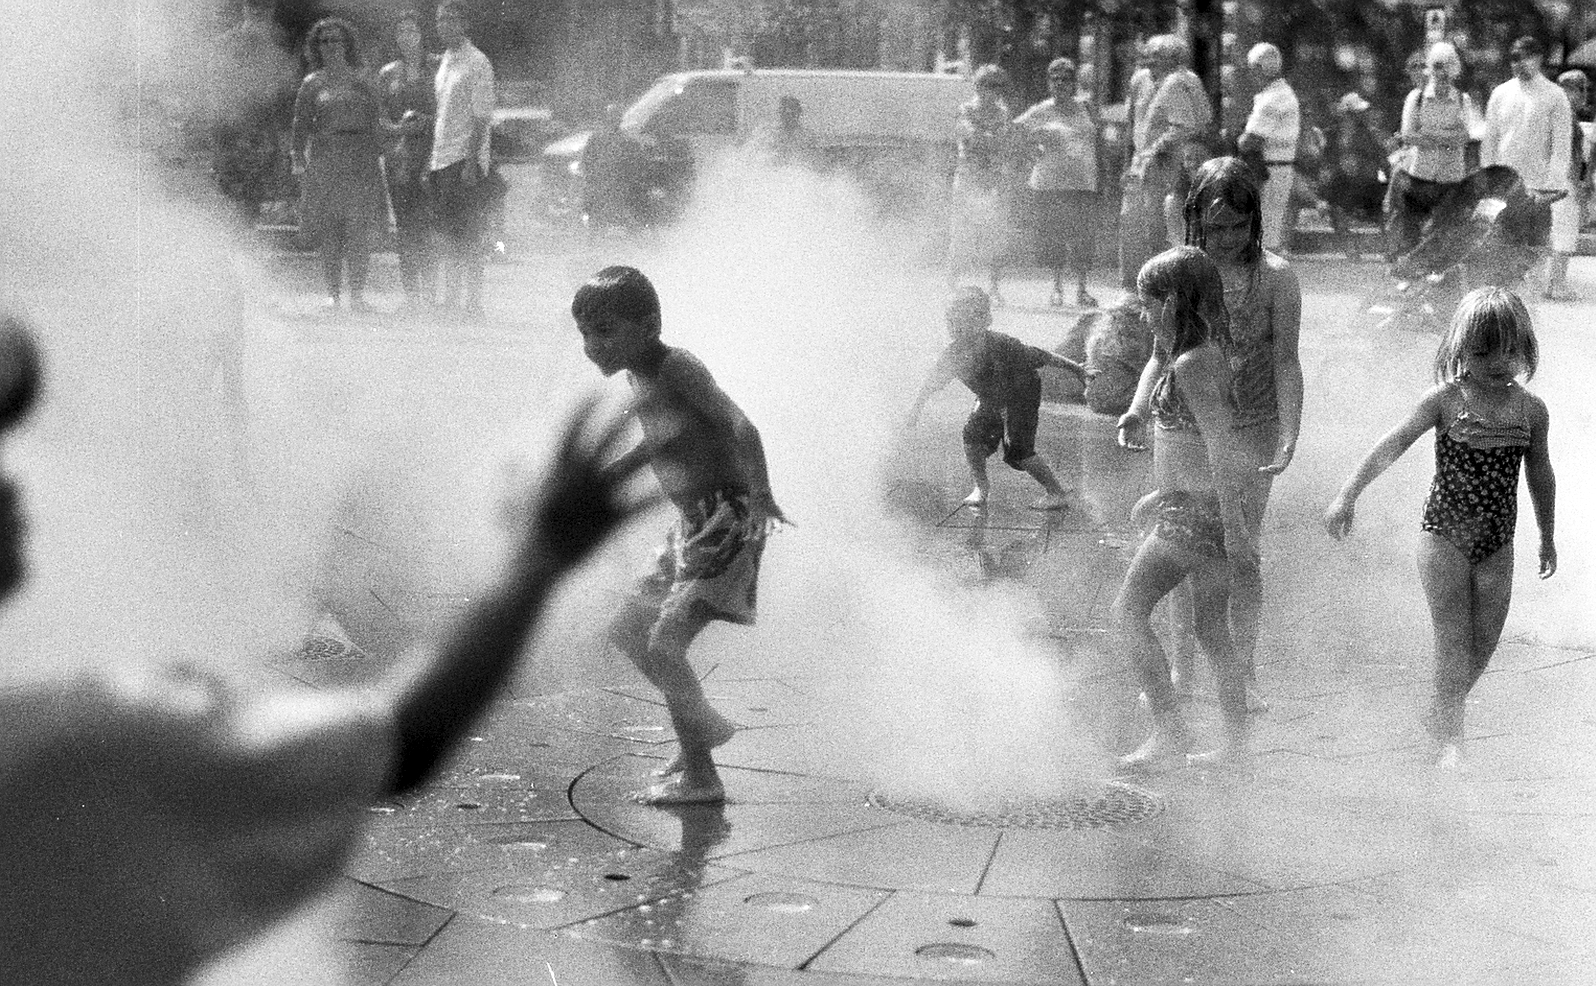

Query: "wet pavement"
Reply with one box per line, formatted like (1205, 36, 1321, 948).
(251, 252, 1596, 985)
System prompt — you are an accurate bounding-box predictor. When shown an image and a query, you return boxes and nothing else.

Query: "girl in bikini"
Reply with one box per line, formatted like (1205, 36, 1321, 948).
(1115, 246, 1257, 769)
(1325, 287, 1557, 770)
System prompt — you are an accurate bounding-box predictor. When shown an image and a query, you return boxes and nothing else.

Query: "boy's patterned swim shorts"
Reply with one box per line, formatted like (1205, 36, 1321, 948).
(633, 489, 764, 627)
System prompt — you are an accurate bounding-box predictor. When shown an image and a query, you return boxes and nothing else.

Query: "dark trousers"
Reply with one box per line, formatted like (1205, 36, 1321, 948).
(388, 177, 436, 301)
(1388, 170, 1462, 262)
(429, 160, 487, 309)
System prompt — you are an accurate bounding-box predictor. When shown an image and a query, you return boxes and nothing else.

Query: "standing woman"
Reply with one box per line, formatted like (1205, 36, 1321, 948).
(1118, 158, 1302, 711)
(1014, 57, 1101, 309)
(379, 12, 441, 310)
(292, 17, 386, 311)
(949, 65, 1017, 304)
(1387, 42, 1474, 266)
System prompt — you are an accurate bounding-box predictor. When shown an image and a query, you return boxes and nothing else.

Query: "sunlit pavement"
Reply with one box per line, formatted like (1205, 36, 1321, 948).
(254, 244, 1596, 985)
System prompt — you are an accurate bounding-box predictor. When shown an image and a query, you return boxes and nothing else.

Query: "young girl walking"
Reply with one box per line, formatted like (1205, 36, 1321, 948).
(1115, 246, 1256, 768)
(1325, 287, 1557, 770)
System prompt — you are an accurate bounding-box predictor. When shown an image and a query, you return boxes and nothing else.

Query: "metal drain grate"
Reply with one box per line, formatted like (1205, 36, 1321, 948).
(866, 782, 1163, 830)
(297, 636, 356, 661)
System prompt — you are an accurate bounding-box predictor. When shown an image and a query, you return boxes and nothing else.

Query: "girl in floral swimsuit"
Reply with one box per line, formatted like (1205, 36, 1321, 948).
(1325, 287, 1557, 770)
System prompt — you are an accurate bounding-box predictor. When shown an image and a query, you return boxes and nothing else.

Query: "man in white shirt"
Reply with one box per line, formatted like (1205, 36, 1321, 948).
(1237, 43, 1300, 254)
(429, 0, 496, 318)
(1481, 35, 1572, 285)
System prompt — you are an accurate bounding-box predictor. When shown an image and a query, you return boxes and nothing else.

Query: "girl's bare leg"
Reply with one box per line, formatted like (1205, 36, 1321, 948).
(1167, 583, 1197, 696)
(1417, 532, 1479, 764)
(1469, 543, 1516, 678)
(1186, 556, 1248, 764)
(1230, 432, 1276, 711)
(1114, 536, 1196, 768)
(1449, 540, 1515, 768)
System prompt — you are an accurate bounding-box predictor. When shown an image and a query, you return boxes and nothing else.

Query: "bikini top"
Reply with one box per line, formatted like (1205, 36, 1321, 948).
(1441, 380, 1532, 450)
(1151, 347, 1239, 432)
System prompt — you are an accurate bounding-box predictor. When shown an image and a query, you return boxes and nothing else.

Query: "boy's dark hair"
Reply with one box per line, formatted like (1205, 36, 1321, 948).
(571, 266, 662, 335)
(437, 1, 469, 22)
(944, 286, 992, 333)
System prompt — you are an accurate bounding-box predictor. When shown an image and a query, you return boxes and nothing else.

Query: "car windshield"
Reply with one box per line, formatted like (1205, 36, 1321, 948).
(621, 77, 681, 132)
(621, 76, 737, 136)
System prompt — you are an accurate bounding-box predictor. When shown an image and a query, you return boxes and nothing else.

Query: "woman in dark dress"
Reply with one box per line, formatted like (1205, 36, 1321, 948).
(292, 17, 386, 311)
(379, 12, 440, 309)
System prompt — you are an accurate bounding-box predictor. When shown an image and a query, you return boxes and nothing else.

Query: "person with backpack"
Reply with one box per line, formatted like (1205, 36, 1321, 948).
(1388, 42, 1475, 265)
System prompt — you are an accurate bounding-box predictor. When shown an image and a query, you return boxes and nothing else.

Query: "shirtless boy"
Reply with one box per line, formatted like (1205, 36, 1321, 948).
(574, 266, 786, 804)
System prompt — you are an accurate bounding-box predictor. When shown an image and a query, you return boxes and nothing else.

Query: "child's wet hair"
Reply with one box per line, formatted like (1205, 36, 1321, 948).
(1183, 157, 1264, 264)
(571, 266, 662, 335)
(0, 315, 41, 432)
(1137, 246, 1230, 358)
(945, 286, 992, 331)
(1434, 286, 1538, 382)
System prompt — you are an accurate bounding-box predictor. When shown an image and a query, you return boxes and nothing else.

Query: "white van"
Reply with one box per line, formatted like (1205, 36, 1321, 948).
(540, 67, 975, 224)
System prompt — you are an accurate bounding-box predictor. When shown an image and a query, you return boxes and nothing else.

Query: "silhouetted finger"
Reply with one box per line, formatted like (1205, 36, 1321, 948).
(587, 396, 640, 461)
(553, 392, 605, 459)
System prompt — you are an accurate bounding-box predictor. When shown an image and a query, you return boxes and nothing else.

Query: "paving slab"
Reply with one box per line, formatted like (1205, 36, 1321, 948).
(806, 890, 1085, 984)
(1061, 896, 1332, 986)
(379, 844, 746, 932)
(387, 916, 673, 986)
(338, 941, 426, 986)
(714, 821, 1002, 896)
(978, 826, 1267, 900)
(335, 878, 455, 945)
(573, 871, 889, 968)
(349, 818, 636, 886)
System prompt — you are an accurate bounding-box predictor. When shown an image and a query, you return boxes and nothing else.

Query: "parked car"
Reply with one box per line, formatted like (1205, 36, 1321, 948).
(540, 67, 975, 228)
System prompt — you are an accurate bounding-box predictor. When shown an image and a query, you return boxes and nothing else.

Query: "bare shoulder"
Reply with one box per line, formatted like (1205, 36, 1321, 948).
(1259, 252, 1301, 292)
(1519, 385, 1551, 429)
(655, 347, 746, 420)
(657, 347, 717, 391)
(1416, 380, 1457, 422)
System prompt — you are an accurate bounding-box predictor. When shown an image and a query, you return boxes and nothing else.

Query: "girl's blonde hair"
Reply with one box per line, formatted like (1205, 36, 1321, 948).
(1434, 286, 1538, 382)
(1425, 41, 1462, 80)
(1137, 246, 1231, 358)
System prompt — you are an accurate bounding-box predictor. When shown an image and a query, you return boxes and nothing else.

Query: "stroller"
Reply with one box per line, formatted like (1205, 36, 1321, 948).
(1375, 165, 1557, 330)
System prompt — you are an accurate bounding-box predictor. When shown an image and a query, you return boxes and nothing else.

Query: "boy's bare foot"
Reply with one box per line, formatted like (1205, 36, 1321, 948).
(961, 487, 989, 507)
(1434, 742, 1464, 771)
(1030, 493, 1068, 511)
(1245, 682, 1270, 714)
(634, 773, 726, 806)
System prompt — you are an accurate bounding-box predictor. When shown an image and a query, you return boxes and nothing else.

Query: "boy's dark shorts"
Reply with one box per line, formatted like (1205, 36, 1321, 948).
(963, 374, 1041, 469)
